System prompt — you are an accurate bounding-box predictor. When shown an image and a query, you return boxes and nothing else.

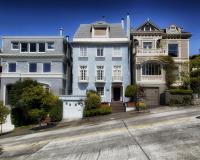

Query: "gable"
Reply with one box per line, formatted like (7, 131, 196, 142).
(166, 24, 181, 34)
(136, 20, 161, 32)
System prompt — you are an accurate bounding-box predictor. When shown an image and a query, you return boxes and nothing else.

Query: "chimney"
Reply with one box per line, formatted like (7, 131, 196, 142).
(121, 18, 125, 30)
(126, 13, 130, 40)
(66, 36, 69, 42)
(59, 27, 64, 36)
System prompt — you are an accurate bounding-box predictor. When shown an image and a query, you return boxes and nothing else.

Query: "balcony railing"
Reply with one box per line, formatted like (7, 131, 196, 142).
(95, 76, 106, 82)
(78, 76, 89, 82)
(112, 76, 123, 82)
(137, 48, 166, 56)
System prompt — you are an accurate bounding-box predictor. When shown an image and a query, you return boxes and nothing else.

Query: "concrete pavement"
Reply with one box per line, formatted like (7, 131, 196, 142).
(0, 107, 200, 160)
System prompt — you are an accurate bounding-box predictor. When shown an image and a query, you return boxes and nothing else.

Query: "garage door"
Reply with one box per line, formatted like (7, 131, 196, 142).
(63, 101, 84, 120)
(143, 88, 159, 106)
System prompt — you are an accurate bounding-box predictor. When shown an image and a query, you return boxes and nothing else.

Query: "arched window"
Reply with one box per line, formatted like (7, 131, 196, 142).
(142, 62, 161, 75)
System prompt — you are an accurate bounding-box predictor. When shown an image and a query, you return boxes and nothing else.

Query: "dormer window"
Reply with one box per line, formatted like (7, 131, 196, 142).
(94, 27, 107, 36)
(92, 26, 109, 38)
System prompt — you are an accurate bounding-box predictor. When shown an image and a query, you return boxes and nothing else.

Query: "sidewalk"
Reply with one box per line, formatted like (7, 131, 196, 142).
(0, 105, 199, 139)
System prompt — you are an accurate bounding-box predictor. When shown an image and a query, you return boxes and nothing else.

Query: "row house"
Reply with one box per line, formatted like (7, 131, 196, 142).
(132, 19, 191, 106)
(0, 31, 72, 105)
(72, 17, 131, 104)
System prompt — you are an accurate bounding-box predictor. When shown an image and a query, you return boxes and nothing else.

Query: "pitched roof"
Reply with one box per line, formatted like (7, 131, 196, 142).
(73, 21, 127, 38)
(135, 19, 161, 31)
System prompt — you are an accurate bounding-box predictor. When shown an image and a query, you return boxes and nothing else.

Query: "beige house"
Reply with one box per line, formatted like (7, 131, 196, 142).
(131, 19, 191, 106)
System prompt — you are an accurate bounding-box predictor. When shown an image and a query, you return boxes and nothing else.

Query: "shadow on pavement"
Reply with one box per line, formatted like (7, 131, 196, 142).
(30, 123, 57, 131)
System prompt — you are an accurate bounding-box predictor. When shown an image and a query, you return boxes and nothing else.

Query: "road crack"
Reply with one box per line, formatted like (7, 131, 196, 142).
(122, 120, 151, 160)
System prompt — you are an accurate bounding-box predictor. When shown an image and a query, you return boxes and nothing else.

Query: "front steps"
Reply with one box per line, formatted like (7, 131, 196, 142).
(111, 101, 125, 113)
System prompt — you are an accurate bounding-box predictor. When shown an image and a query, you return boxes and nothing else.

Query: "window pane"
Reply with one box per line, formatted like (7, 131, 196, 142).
(11, 42, 19, 49)
(21, 43, 28, 52)
(97, 48, 103, 56)
(39, 43, 45, 52)
(8, 63, 16, 72)
(43, 63, 51, 72)
(29, 63, 37, 72)
(30, 43, 37, 52)
(143, 42, 152, 49)
(113, 47, 121, 56)
(142, 63, 161, 75)
(47, 42, 54, 49)
(80, 47, 87, 57)
(168, 44, 178, 57)
(96, 87, 104, 96)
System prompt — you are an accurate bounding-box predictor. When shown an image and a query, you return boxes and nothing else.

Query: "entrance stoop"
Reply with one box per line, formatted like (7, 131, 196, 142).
(111, 101, 125, 113)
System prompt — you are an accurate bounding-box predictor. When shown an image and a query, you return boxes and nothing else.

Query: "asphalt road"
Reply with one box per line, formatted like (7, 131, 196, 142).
(0, 107, 200, 160)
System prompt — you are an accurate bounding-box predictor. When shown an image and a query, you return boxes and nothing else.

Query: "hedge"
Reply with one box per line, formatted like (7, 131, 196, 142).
(169, 89, 193, 95)
(84, 105, 112, 117)
(49, 100, 63, 122)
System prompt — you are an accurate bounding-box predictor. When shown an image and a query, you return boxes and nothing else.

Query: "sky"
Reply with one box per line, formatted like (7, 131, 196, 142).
(0, 0, 199, 55)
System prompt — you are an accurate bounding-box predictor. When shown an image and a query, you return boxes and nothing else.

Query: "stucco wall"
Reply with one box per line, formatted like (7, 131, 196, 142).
(72, 43, 130, 102)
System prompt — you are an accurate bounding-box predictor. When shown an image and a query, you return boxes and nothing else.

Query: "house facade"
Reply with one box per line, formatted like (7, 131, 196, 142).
(0, 34, 72, 105)
(72, 20, 130, 103)
(131, 19, 191, 106)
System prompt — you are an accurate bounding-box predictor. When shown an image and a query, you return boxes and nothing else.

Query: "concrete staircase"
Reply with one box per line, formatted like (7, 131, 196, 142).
(111, 101, 125, 113)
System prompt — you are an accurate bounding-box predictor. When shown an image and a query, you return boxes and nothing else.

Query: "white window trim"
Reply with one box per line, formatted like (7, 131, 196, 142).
(96, 47, 104, 57)
(92, 27, 109, 38)
(79, 47, 88, 57)
(7, 62, 17, 73)
(78, 65, 88, 80)
(46, 42, 55, 51)
(38, 42, 46, 53)
(42, 62, 52, 73)
(112, 47, 122, 57)
(29, 43, 37, 53)
(112, 65, 122, 81)
(95, 65, 105, 80)
(29, 62, 37, 73)
(141, 63, 162, 76)
(11, 42, 19, 50)
(20, 42, 29, 53)
(142, 41, 154, 49)
(96, 86, 105, 97)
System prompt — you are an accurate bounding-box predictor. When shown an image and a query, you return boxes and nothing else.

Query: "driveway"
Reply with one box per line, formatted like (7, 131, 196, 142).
(0, 107, 200, 160)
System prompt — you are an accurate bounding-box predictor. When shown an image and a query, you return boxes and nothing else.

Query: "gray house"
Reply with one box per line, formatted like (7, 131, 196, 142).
(71, 17, 131, 107)
(0, 32, 72, 105)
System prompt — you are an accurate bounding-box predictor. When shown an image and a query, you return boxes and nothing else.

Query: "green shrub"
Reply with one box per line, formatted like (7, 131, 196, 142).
(190, 77, 200, 93)
(159, 56, 176, 88)
(84, 105, 112, 117)
(49, 100, 63, 122)
(84, 92, 101, 110)
(182, 97, 192, 105)
(169, 99, 181, 106)
(169, 89, 193, 95)
(9, 79, 63, 126)
(125, 85, 137, 98)
(28, 108, 46, 123)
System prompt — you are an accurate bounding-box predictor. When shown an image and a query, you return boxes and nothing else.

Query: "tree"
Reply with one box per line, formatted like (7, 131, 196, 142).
(125, 85, 137, 101)
(190, 55, 200, 94)
(9, 79, 63, 126)
(9, 79, 39, 107)
(0, 101, 10, 135)
(159, 56, 176, 88)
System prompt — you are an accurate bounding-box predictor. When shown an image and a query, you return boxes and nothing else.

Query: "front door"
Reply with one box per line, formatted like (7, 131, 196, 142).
(113, 87, 121, 101)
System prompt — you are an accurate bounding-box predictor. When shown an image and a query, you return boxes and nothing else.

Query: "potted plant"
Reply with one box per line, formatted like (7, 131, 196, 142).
(125, 85, 137, 111)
